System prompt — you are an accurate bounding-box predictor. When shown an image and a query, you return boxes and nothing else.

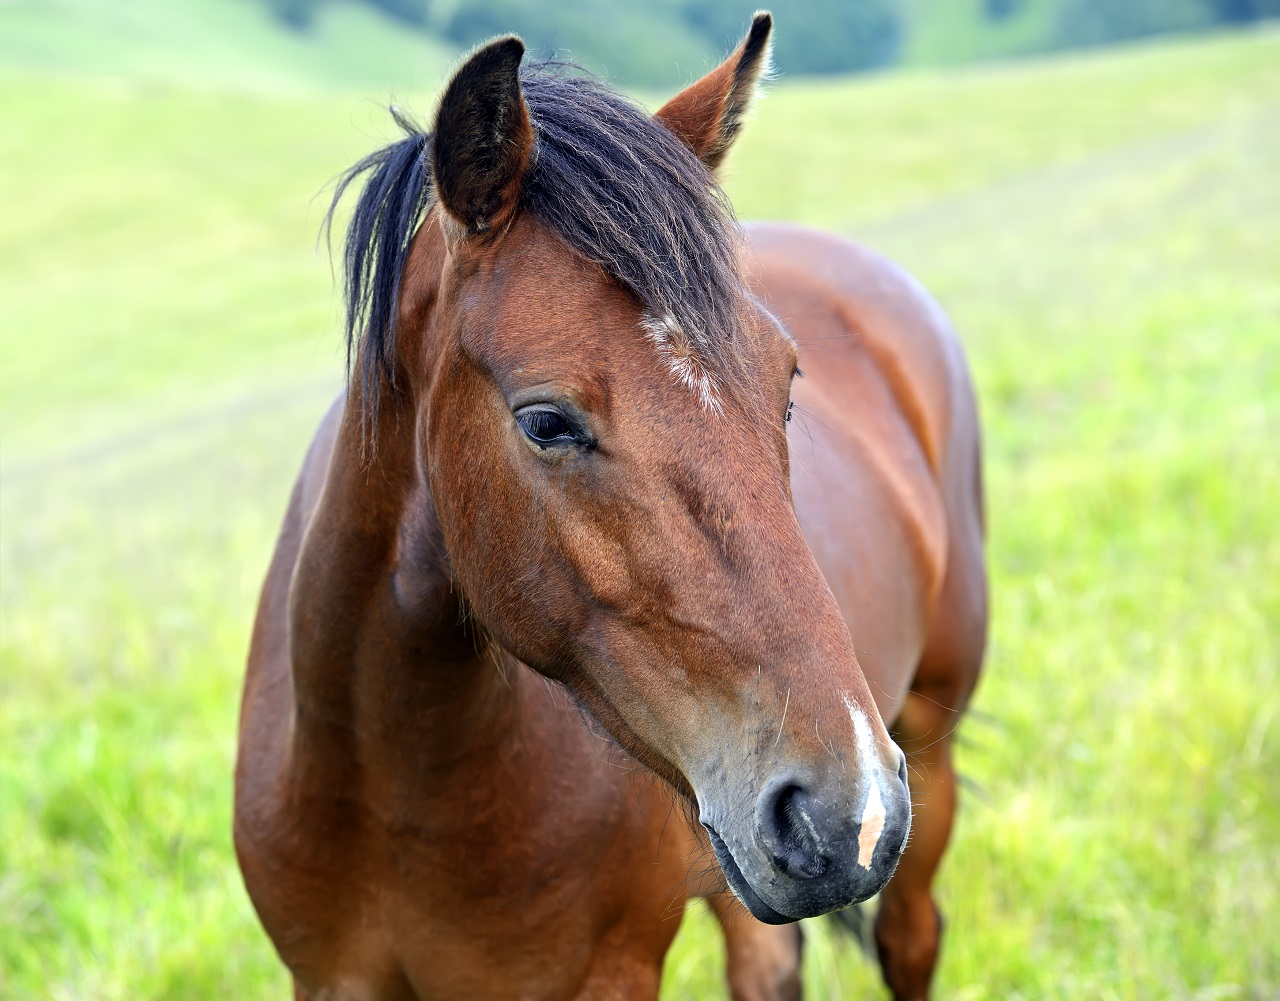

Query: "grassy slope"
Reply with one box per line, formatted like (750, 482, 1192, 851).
(0, 0, 457, 92)
(900, 0, 1063, 65)
(2, 24, 1278, 1001)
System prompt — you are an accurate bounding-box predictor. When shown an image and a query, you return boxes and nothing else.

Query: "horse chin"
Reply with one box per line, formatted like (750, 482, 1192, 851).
(703, 825, 796, 925)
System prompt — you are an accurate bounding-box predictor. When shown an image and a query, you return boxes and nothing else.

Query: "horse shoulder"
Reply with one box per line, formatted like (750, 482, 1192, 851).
(746, 224, 978, 715)
(746, 223, 966, 475)
(239, 395, 343, 764)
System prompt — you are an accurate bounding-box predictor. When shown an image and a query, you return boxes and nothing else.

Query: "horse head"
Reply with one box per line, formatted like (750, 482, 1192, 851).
(346, 14, 911, 923)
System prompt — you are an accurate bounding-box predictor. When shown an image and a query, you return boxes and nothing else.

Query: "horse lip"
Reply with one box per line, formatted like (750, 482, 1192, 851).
(702, 823, 795, 925)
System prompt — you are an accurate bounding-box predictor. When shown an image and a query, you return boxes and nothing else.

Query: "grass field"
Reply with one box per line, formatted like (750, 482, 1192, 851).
(2, 21, 1278, 1001)
(0, 0, 457, 93)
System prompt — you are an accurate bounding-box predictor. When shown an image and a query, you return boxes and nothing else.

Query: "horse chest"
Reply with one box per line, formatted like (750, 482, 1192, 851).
(248, 680, 684, 999)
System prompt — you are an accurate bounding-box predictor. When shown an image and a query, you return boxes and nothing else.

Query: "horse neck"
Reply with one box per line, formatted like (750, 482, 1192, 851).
(287, 375, 522, 770)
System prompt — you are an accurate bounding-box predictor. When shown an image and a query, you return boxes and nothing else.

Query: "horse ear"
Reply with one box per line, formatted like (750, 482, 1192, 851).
(431, 36, 533, 235)
(655, 11, 773, 173)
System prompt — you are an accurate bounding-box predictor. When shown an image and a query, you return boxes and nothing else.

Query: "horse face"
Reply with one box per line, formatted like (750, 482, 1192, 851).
(418, 25, 911, 923)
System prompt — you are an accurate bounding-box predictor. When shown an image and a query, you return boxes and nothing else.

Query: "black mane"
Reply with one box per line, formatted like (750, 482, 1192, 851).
(325, 64, 746, 430)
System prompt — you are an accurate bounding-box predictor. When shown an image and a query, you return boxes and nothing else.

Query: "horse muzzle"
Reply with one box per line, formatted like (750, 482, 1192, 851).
(700, 755, 912, 924)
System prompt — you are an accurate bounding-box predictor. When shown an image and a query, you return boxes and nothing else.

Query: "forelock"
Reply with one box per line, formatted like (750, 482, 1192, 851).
(329, 62, 750, 444)
(519, 65, 747, 375)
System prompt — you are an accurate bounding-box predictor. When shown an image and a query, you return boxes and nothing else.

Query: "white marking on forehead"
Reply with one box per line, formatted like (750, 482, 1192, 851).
(640, 312, 723, 415)
(843, 692, 886, 868)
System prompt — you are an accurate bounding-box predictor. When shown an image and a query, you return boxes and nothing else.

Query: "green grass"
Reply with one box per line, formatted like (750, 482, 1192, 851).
(0, 0, 458, 93)
(900, 0, 1064, 66)
(3, 23, 1279, 1001)
(725, 26, 1280, 229)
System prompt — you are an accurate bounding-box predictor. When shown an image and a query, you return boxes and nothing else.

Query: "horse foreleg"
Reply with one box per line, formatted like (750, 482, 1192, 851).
(706, 892, 803, 1001)
(873, 688, 961, 1001)
(876, 426, 986, 1000)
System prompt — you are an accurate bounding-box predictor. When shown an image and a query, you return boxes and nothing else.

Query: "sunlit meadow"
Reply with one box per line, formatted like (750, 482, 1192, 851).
(2, 24, 1277, 1001)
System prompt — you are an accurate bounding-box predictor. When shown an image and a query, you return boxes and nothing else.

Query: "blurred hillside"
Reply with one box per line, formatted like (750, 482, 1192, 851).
(2, 14, 1278, 998)
(3, 0, 1277, 91)
(902, 0, 1280, 65)
(0, 0, 456, 92)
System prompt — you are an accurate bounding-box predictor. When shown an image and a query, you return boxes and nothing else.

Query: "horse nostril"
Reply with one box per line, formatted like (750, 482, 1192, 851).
(897, 751, 909, 788)
(757, 782, 829, 879)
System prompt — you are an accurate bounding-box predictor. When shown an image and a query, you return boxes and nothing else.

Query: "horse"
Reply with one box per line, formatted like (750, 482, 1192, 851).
(234, 13, 987, 1001)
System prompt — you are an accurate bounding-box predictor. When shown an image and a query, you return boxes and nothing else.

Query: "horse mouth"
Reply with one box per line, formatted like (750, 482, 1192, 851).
(702, 824, 795, 925)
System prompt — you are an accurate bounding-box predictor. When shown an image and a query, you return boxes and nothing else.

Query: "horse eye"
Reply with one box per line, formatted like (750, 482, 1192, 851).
(517, 408, 576, 446)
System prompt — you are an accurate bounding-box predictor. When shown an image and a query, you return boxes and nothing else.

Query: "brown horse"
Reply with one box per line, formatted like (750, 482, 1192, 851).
(234, 14, 986, 1001)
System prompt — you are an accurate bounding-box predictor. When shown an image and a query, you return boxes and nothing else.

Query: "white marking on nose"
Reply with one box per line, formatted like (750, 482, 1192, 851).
(858, 781, 885, 868)
(843, 693, 887, 868)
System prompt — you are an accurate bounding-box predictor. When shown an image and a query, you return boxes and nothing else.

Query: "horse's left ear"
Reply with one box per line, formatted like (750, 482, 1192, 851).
(655, 11, 773, 173)
(431, 35, 534, 236)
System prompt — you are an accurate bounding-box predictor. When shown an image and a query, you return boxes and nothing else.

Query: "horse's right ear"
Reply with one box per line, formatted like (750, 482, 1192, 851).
(431, 36, 533, 237)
